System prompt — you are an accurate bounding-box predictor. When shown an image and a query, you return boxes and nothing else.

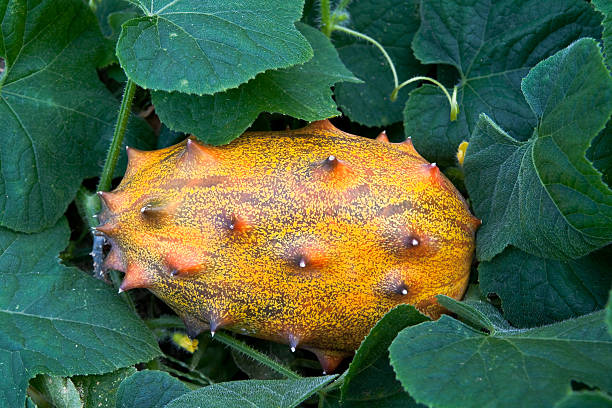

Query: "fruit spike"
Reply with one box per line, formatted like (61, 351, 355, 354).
(95, 222, 118, 236)
(395, 137, 421, 157)
(375, 130, 389, 143)
(228, 214, 251, 234)
(125, 146, 148, 166)
(97, 191, 119, 212)
(309, 349, 346, 375)
(182, 137, 217, 166)
(320, 155, 352, 179)
(97, 119, 477, 372)
(119, 263, 151, 292)
(422, 162, 442, 184)
(288, 333, 300, 352)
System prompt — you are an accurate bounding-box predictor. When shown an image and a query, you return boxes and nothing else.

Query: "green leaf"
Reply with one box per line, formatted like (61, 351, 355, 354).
(152, 23, 358, 145)
(464, 39, 612, 261)
(389, 311, 612, 408)
(29, 375, 82, 408)
(165, 376, 336, 408)
(405, 0, 602, 167)
(0, 219, 161, 407)
(116, 0, 313, 95)
(72, 367, 136, 408)
(116, 370, 190, 408)
(555, 391, 612, 408)
(332, 0, 428, 126)
(593, 0, 612, 70)
(340, 305, 428, 407)
(480, 246, 612, 328)
(0, 0, 154, 233)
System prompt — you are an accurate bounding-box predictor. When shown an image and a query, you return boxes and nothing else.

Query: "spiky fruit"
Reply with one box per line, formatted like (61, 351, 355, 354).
(97, 120, 478, 373)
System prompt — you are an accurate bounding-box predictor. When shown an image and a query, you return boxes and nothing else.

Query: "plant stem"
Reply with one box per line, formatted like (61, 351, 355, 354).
(213, 332, 301, 380)
(332, 25, 398, 89)
(97, 79, 137, 193)
(163, 353, 213, 385)
(320, 0, 332, 37)
(145, 316, 300, 379)
(159, 363, 210, 387)
(391, 77, 459, 120)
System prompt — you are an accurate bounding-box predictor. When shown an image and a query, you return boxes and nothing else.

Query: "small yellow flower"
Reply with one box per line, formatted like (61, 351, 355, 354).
(172, 332, 198, 353)
(456, 141, 469, 166)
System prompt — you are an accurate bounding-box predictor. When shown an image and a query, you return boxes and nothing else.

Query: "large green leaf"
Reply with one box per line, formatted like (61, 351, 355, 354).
(116, 0, 313, 95)
(152, 23, 358, 145)
(116, 370, 190, 408)
(404, 0, 602, 167)
(165, 376, 336, 408)
(340, 305, 428, 407)
(0, 0, 154, 233)
(464, 39, 612, 261)
(332, 0, 427, 126)
(480, 246, 612, 328)
(389, 311, 612, 408)
(593, 0, 612, 70)
(0, 219, 161, 407)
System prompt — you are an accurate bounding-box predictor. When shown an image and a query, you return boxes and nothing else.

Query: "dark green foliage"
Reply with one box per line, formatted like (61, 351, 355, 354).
(332, 0, 427, 126)
(0, 0, 611, 406)
(152, 24, 359, 144)
(0, 219, 160, 406)
(464, 39, 612, 261)
(405, 0, 602, 167)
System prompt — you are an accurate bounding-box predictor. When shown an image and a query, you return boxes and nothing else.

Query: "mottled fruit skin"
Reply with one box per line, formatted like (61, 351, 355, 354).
(97, 120, 478, 372)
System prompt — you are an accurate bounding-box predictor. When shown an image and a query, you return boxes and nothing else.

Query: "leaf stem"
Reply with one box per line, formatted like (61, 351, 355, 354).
(320, 0, 332, 37)
(162, 353, 213, 385)
(145, 316, 301, 380)
(97, 79, 137, 193)
(213, 332, 301, 380)
(391, 76, 459, 120)
(332, 25, 398, 89)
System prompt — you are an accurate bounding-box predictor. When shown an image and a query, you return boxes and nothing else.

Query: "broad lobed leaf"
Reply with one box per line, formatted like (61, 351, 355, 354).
(389, 310, 612, 408)
(405, 0, 602, 167)
(0, 219, 161, 407)
(117, 0, 313, 95)
(0, 0, 154, 233)
(464, 38, 612, 261)
(152, 23, 359, 145)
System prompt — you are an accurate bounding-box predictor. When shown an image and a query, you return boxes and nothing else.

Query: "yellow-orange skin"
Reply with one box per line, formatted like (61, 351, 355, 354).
(98, 120, 477, 370)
